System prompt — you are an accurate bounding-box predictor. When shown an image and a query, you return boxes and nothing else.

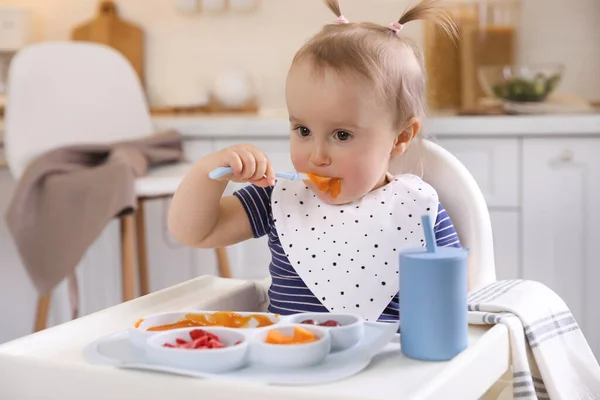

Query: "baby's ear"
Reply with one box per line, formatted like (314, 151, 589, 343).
(391, 117, 420, 157)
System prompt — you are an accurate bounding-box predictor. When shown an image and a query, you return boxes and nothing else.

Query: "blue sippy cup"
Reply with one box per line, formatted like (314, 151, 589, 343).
(398, 214, 469, 361)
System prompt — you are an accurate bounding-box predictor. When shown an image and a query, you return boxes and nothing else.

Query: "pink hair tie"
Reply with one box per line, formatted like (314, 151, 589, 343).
(388, 22, 403, 33)
(336, 15, 349, 24)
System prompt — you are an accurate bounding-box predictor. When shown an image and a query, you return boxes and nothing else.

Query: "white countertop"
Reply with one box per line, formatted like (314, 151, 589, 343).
(152, 111, 600, 138)
(2, 113, 600, 169)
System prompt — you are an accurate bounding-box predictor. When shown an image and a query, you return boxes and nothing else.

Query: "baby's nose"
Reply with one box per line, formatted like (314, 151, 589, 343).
(309, 145, 331, 167)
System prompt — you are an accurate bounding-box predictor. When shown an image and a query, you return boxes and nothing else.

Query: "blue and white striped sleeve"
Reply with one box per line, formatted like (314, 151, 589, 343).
(233, 185, 273, 238)
(434, 203, 461, 248)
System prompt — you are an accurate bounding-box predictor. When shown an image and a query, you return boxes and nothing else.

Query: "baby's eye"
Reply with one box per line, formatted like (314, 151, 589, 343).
(334, 131, 352, 141)
(296, 126, 311, 137)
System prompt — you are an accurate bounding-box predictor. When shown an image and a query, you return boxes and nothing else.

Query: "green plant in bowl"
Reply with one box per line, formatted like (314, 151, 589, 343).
(479, 65, 563, 103)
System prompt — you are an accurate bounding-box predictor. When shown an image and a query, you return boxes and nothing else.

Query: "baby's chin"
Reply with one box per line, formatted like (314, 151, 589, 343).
(310, 186, 357, 205)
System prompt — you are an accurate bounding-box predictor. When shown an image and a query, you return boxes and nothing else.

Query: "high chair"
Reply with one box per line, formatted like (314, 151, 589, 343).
(392, 139, 509, 400)
(390, 138, 497, 290)
(4, 41, 232, 332)
(250, 138, 505, 398)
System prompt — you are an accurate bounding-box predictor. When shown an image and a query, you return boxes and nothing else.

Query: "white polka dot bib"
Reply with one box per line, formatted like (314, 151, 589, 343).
(271, 174, 439, 321)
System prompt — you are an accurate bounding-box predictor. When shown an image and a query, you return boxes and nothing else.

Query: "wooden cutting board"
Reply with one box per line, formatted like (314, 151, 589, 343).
(71, 1, 144, 85)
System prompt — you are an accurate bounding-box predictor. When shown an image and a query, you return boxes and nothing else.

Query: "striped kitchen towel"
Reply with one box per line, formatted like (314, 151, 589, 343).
(467, 279, 600, 400)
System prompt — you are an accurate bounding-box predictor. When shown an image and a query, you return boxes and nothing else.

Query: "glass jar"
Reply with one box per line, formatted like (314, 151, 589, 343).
(424, 0, 521, 112)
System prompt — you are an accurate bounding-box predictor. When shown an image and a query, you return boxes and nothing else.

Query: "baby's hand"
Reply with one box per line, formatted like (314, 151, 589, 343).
(214, 144, 276, 187)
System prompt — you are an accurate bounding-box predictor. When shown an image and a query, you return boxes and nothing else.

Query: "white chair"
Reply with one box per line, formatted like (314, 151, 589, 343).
(4, 41, 231, 332)
(390, 138, 497, 291)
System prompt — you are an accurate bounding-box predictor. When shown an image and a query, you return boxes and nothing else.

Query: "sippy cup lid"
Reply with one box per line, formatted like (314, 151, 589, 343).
(399, 215, 469, 261)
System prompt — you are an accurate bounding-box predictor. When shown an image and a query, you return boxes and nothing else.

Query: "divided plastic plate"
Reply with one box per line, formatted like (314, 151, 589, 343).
(82, 312, 399, 386)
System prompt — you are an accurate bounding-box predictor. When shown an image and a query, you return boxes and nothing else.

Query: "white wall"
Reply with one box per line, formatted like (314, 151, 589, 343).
(0, 0, 598, 109)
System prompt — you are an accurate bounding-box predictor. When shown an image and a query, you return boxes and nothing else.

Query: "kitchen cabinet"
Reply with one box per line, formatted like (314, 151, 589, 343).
(522, 138, 600, 356)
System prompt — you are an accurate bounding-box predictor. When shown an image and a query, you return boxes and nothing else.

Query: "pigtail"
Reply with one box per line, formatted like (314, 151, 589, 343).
(324, 0, 342, 17)
(396, 0, 458, 39)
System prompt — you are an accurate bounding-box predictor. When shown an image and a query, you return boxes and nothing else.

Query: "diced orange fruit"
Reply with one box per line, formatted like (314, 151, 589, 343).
(265, 329, 293, 344)
(292, 326, 317, 343)
(264, 327, 317, 345)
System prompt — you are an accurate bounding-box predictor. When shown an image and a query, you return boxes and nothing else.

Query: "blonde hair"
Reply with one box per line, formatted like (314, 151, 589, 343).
(292, 0, 457, 130)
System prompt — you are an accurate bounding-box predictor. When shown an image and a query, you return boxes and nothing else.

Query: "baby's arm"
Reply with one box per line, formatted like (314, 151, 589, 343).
(168, 145, 275, 249)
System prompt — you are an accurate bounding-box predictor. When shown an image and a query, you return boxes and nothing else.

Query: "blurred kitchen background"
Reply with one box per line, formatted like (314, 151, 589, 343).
(0, 0, 598, 112)
(0, 0, 599, 354)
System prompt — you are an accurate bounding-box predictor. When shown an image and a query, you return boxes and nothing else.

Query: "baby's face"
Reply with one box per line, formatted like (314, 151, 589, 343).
(285, 60, 399, 205)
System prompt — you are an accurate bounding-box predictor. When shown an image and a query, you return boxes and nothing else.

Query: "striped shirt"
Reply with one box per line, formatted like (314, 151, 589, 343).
(234, 184, 461, 322)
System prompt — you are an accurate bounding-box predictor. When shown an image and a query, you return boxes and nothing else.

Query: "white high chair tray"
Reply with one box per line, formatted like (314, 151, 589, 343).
(0, 276, 510, 400)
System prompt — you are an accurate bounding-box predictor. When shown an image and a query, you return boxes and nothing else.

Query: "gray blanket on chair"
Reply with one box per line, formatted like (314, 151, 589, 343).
(4, 130, 185, 297)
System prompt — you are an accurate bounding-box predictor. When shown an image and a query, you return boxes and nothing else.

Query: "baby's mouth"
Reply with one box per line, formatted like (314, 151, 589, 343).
(303, 173, 342, 199)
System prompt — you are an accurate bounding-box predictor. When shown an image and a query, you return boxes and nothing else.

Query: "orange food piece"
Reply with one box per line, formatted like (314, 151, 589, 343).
(292, 326, 317, 343)
(145, 311, 277, 332)
(264, 327, 318, 345)
(265, 329, 293, 345)
(134, 318, 144, 328)
(329, 179, 342, 199)
(146, 320, 198, 332)
(306, 173, 332, 191)
(305, 173, 342, 199)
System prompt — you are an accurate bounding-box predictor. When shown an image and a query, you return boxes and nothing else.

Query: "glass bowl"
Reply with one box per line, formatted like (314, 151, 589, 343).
(478, 64, 563, 103)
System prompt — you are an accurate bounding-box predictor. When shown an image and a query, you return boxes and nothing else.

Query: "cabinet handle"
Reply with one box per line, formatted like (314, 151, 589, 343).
(552, 149, 574, 164)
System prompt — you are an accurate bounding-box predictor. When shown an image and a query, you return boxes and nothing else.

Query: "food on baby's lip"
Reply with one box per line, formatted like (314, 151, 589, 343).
(143, 311, 277, 331)
(265, 326, 318, 345)
(162, 329, 239, 350)
(305, 173, 342, 199)
(301, 319, 341, 327)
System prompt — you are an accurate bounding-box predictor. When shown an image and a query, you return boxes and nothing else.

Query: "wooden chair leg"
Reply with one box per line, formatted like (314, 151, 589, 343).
(136, 199, 150, 296)
(215, 247, 232, 278)
(120, 213, 136, 302)
(34, 293, 51, 332)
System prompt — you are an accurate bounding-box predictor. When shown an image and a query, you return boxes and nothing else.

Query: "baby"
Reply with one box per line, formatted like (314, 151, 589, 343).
(169, 0, 461, 323)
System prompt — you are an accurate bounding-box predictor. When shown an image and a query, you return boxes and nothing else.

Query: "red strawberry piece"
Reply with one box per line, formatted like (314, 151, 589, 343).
(163, 343, 175, 348)
(208, 339, 225, 349)
(189, 329, 207, 341)
(192, 337, 209, 349)
(194, 336, 209, 348)
(175, 338, 188, 345)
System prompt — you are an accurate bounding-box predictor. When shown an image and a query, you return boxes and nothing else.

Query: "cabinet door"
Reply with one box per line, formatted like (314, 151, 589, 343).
(523, 138, 600, 357)
(212, 139, 292, 279)
(489, 211, 520, 280)
(434, 138, 520, 208)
